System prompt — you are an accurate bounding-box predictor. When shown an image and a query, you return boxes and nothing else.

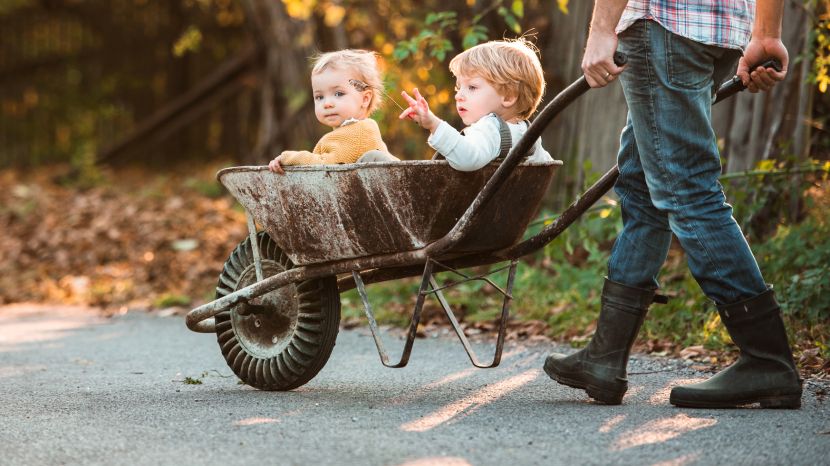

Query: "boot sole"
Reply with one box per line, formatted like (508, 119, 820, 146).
(544, 367, 625, 405)
(669, 393, 801, 409)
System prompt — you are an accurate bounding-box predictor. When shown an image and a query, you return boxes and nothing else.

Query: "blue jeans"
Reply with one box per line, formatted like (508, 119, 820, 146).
(607, 20, 767, 305)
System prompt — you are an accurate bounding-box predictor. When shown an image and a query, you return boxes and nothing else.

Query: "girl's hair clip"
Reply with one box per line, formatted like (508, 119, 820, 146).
(349, 78, 405, 111)
(349, 79, 370, 91)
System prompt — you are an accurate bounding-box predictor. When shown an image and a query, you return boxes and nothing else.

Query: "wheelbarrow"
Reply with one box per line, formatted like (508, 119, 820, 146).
(185, 54, 776, 391)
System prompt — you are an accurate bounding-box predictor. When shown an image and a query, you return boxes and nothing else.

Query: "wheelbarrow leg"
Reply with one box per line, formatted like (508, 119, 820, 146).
(352, 261, 434, 368)
(428, 260, 518, 368)
(245, 210, 264, 283)
(354, 259, 519, 369)
(236, 210, 266, 317)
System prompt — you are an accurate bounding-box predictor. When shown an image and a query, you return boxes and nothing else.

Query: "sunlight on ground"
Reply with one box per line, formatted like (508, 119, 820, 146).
(652, 453, 701, 466)
(613, 413, 717, 451)
(0, 304, 106, 353)
(599, 414, 626, 433)
(0, 363, 48, 378)
(230, 409, 305, 427)
(396, 456, 473, 466)
(384, 367, 478, 406)
(384, 349, 524, 407)
(400, 369, 539, 432)
(233, 417, 280, 426)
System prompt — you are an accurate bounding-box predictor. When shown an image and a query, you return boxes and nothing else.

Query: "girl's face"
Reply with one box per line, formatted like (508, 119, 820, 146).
(311, 67, 372, 128)
(454, 74, 516, 126)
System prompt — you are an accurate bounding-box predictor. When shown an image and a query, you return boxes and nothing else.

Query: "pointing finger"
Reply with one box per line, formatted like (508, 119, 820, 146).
(401, 90, 417, 106)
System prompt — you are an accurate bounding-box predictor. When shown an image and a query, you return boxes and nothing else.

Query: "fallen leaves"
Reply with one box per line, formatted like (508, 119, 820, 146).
(0, 164, 247, 309)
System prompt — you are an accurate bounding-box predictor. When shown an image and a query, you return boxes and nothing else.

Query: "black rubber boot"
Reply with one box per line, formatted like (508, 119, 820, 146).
(544, 278, 662, 404)
(670, 289, 802, 409)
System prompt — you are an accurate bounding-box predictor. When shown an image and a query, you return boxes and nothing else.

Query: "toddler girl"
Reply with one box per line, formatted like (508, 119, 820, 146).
(268, 49, 395, 174)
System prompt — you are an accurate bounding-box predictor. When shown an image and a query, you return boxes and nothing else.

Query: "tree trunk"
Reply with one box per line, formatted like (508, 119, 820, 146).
(241, 0, 318, 164)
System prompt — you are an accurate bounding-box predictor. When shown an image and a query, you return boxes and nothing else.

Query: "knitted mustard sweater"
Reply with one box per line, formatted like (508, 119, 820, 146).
(280, 118, 389, 166)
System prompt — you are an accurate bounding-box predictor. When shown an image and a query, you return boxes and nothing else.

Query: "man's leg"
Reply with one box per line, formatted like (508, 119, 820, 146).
(615, 20, 766, 302)
(617, 20, 801, 408)
(607, 114, 672, 289)
(543, 21, 671, 405)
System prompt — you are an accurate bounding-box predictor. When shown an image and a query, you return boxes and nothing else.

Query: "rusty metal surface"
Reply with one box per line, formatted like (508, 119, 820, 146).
(217, 160, 560, 266)
(230, 260, 299, 358)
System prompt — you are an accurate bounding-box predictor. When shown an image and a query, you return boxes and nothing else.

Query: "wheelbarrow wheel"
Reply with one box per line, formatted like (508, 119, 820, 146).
(214, 231, 340, 390)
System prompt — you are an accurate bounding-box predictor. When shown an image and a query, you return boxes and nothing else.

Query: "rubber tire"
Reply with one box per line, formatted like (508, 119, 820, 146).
(214, 232, 340, 390)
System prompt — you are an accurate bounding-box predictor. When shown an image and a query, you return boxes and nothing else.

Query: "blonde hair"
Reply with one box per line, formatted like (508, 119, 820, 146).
(449, 38, 546, 120)
(311, 49, 383, 115)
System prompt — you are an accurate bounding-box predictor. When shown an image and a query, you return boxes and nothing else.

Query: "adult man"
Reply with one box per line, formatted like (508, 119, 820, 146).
(544, 0, 802, 408)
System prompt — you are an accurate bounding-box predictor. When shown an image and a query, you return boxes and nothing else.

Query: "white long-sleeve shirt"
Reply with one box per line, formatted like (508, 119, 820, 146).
(427, 113, 553, 172)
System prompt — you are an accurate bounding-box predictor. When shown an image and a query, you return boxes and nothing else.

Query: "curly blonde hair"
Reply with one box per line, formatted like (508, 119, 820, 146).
(311, 49, 384, 115)
(449, 38, 546, 120)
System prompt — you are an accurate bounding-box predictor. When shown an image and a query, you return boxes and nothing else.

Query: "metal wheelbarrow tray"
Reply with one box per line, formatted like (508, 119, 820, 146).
(186, 52, 754, 391)
(219, 160, 557, 266)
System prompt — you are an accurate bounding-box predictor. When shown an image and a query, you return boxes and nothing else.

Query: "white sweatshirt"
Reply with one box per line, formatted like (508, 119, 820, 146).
(427, 113, 553, 172)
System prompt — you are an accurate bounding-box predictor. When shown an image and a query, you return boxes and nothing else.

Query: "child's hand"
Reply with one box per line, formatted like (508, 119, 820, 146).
(399, 88, 441, 133)
(268, 153, 286, 175)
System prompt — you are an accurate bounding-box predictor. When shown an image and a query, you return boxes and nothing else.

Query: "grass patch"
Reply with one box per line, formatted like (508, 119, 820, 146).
(183, 376, 203, 385)
(154, 293, 192, 308)
(185, 176, 225, 198)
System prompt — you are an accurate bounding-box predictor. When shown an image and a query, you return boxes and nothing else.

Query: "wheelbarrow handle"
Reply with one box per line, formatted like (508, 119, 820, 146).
(713, 59, 782, 104)
(613, 51, 628, 67)
(500, 57, 784, 261)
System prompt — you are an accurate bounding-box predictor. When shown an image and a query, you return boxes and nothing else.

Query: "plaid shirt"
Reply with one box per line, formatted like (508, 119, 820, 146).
(617, 0, 755, 50)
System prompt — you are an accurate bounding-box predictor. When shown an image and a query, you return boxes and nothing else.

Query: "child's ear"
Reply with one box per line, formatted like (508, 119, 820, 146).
(501, 92, 518, 109)
(362, 90, 372, 110)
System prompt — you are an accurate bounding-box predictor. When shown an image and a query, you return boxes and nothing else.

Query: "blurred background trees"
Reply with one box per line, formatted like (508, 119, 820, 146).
(2, 0, 827, 201)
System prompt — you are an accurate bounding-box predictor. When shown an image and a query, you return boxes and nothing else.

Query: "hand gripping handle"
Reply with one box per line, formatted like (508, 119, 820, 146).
(714, 59, 782, 104)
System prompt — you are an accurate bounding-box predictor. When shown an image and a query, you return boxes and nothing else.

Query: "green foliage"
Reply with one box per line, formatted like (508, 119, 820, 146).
(808, 1, 830, 93)
(462, 25, 489, 50)
(724, 159, 829, 241)
(185, 176, 224, 198)
(63, 111, 105, 189)
(173, 25, 203, 57)
(393, 0, 547, 65)
(394, 11, 458, 62)
(154, 293, 192, 308)
(756, 200, 830, 324)
(341, 278, 421, 327)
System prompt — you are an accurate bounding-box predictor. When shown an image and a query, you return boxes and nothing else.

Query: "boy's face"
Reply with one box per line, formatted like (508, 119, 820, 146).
(311, 67, 371, 128)
(454, 74, 515, 126)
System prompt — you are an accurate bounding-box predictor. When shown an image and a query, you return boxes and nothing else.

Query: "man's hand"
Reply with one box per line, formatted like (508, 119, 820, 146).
(581, 0, 628, 88)
(737, 37, 788, 93)
(399, 88, 441, 133)
(582, 29, 625, 88)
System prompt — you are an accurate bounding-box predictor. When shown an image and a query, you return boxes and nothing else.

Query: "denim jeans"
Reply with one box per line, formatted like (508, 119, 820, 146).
(607, 20, 767, 305)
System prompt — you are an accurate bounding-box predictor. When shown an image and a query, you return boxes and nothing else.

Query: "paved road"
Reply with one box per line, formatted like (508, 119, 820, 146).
(1, 304, 828, 465)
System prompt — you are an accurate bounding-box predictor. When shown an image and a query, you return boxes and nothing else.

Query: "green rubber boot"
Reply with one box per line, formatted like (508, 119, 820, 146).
(670, 289, 802, 409)
(544, 278, 663, 405)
